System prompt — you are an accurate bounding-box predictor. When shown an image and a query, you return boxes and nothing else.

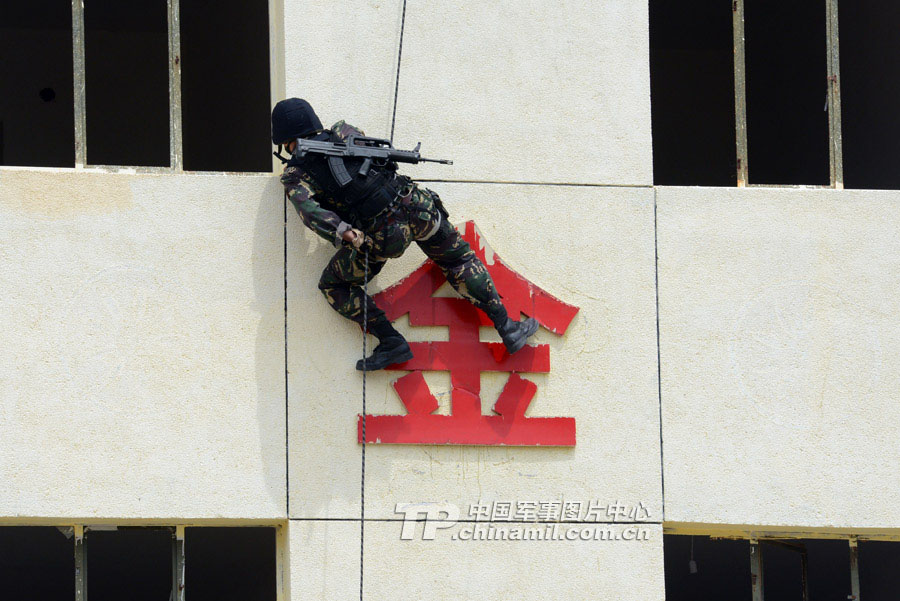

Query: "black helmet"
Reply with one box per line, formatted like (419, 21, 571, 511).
(271, 98, 323, 145)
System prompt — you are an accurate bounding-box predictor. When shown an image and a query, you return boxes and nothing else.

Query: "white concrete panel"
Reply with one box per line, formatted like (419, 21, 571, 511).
(282, 0, 404, 139)
(288, 519, 359, 601)
(287, 183, 661, 520)
(658, 187, 900, 528)
(392, 1, 653, 185)
(0, 169, 285, 518)
(289, 519, 664, 601)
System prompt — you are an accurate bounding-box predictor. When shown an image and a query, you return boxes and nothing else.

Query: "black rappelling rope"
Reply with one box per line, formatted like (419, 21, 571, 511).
(359, 247, 368, 601)
(389, 0, 408, 143)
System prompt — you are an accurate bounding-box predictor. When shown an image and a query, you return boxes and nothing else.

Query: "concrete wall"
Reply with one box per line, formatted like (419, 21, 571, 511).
(283, 0, 404, 140)
(284, 0, 652, 185)
(391, 0, 652, 184)
(0, 169, 285, 519)
(289, 519, 665, 601)
(286, 184, 661, 521)
(657, 187, 900, 530)
(280, 2, 663, 599)
(3, 0, 900, 600)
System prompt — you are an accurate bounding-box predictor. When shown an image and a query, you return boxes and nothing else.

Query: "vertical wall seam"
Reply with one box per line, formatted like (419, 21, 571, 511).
(653, 187, 666, 523)
(389, 0, 408, 142)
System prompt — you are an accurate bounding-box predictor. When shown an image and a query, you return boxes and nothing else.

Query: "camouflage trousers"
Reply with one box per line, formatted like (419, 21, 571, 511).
(318, 186, 506, 330)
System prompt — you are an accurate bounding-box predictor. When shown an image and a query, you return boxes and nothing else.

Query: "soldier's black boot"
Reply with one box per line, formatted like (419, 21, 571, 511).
(496, 317, 539, 354)
(355, 318, 414, 371)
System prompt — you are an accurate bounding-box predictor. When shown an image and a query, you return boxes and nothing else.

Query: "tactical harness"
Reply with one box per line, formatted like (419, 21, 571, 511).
(288, 130, 412, 229)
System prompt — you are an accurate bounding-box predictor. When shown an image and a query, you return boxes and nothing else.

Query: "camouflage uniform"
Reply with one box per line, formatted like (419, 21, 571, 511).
(281, 121, 506, 330)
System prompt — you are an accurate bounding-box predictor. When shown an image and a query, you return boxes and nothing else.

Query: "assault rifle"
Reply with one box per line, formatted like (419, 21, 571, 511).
(291, 134, 453, 187)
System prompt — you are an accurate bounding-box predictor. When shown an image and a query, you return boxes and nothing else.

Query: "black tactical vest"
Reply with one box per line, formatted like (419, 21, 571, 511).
(289, 130, 407, 225)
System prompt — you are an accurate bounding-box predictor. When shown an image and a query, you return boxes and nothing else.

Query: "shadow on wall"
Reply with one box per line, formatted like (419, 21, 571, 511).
(252, 176, 289, 514)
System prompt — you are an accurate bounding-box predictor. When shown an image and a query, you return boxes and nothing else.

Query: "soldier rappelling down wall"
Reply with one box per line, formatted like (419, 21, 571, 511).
(272, 98, 539, 371)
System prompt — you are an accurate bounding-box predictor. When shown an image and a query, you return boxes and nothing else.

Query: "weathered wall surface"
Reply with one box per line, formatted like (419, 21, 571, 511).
(289, 519, 664, 601)
(392, 0, 652, 184)
(285, 183, 662, 599)
(280, 4, 660, 595)
(282, 0, 652, 185)
(0, 169, 285, 519)
(5, 0, 900, 599)
(282, 0, 404, 140)
(657, 187, 900, 529)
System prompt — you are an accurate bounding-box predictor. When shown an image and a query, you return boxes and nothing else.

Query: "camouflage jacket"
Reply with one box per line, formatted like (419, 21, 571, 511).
(281, 120, 373, 248)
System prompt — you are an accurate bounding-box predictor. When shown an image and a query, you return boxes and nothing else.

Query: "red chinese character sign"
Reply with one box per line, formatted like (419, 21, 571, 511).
(357, 221, 579, 446)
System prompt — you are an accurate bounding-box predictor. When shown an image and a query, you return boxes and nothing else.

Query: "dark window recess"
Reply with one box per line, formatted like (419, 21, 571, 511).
(180, 0, 271, 172)
(665, 535, 880, 601)
(859, 541, 900, 600)
(839, 1, 900, 190)
(185, 527, 276, 601)
(761, 539, 849, 601)
(84, 0, 169, 166)
(744, 1, 830, 185)
(86, 528, 173, 601)
(0, 526, 75, 600)
(649, 0, 736, 186)
(0, 1, 75, 167)
(664, 535, 751, 600)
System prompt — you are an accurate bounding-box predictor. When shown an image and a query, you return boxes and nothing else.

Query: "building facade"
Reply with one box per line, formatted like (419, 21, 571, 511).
(2, 1, 899, 599)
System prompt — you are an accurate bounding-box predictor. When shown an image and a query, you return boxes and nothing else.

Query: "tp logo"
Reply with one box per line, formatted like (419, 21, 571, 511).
(358, 222, 579, 446)
(395, 503, 461, 540)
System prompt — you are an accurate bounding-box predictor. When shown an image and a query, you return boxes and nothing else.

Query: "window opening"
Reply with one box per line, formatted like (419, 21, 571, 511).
(0, 526, 75, 600)
(744, 0, 831, 185)
(83, 0, 170, 166)
(184, 526, 276, 601)
(838, 1, 900, 190)
(84, 527, 173, 601)
(0, 1, 75, 167)
(852, 540, 900, 600)
(649, 0, 737, 186)
(664, 534, 895, 601)
(664, 534, 751, 599)
(180, 0, 271, 172)
(652, 1, 851, 187)
(759, 539, 848, 601)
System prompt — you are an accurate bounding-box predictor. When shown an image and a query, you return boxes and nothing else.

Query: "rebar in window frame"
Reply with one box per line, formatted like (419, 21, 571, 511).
(849, 537, 861, 601)
(750, 538, 764, 601)
(732, 0, 845, 188)
(167, 0, 183, 172)
(74, 525, 87, 601)
(732, 0, 749, 187)
(71, 0, 87, 168)
(70, 0, 184, 172)
(173, 526, 186, 601)
(825, 0, 844, 189)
